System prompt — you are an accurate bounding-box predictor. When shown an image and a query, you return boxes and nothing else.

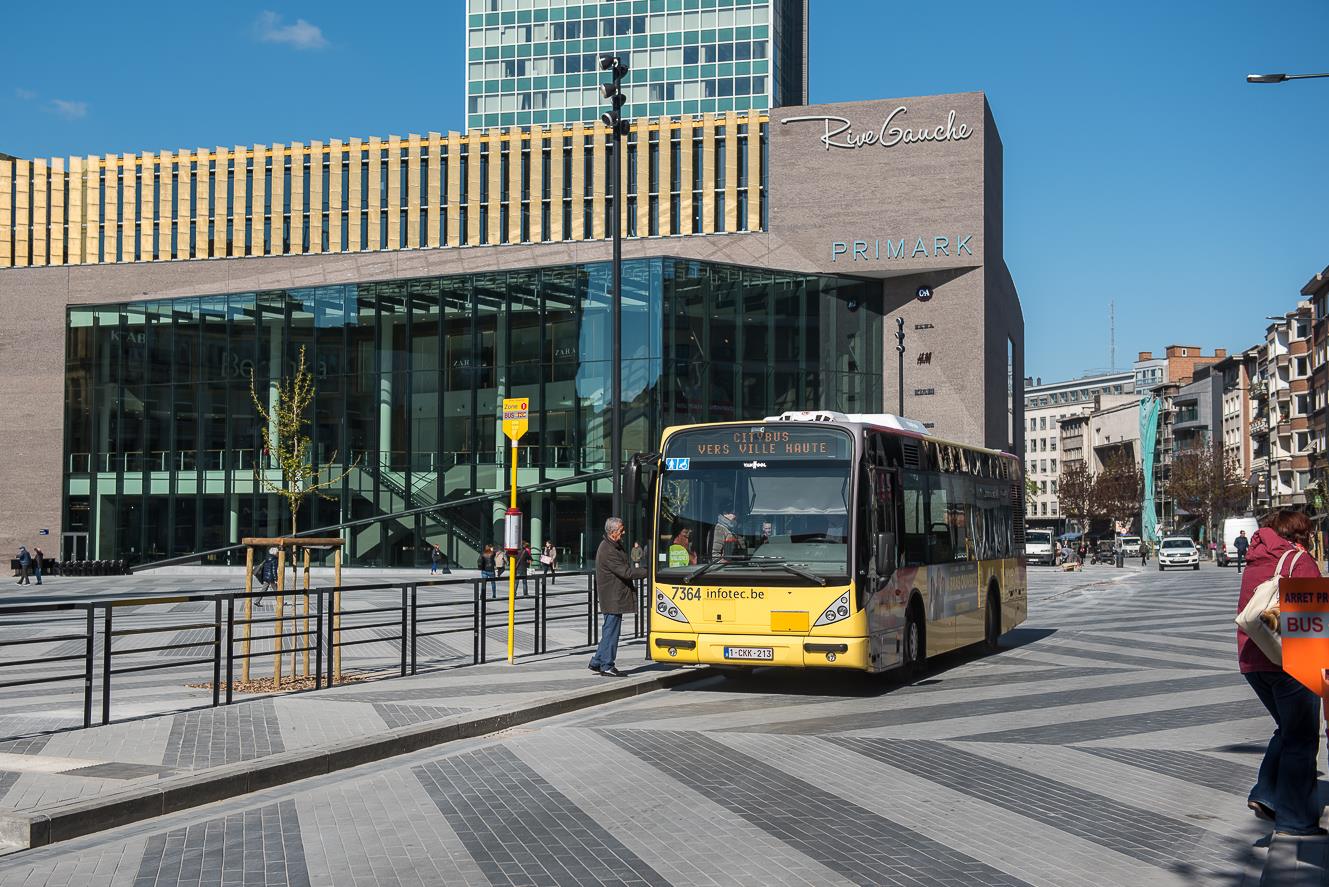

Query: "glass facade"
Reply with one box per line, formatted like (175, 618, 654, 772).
(465, 0, 803, 131)
(63, 258, 880, 567)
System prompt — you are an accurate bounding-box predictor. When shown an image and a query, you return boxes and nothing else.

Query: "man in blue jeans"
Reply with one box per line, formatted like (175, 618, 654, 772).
(589, 517, 647, 677)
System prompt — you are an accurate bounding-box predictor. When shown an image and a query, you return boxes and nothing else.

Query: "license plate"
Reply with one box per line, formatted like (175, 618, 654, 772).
(723, 646, 773, 661)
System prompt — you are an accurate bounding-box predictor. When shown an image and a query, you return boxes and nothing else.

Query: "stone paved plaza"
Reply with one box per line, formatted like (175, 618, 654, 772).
(0, 563, 1323, 885)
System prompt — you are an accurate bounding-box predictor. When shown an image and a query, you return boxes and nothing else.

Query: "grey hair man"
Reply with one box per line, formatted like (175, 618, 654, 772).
(589, 517, 647, 676)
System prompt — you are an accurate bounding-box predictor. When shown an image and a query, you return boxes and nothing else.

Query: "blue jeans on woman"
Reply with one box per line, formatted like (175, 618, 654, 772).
(1245, 670, 1324, 834)
(480, 569, 496, 599)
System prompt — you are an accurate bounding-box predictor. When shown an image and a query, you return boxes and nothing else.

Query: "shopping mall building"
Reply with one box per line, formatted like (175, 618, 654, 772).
(0, 91, 1024, 567)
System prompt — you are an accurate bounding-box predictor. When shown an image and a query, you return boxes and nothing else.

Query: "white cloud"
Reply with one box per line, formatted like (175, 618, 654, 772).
(14, 88, 37, 101)
(253, 11, 328, 50)
(49, 99, 88, 120)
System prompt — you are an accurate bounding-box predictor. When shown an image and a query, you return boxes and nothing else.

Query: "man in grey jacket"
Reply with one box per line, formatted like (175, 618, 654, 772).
(589, 517, 647, 677)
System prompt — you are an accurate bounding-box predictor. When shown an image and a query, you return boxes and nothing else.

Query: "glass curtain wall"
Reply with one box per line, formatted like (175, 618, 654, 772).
(64, 258, 879, 567)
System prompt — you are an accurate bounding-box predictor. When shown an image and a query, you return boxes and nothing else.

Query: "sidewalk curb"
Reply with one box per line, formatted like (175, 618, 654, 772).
(0, 666, 712, 851)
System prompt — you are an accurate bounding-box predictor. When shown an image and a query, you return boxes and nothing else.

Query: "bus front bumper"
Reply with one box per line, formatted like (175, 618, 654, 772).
(649, 632, 869, 669)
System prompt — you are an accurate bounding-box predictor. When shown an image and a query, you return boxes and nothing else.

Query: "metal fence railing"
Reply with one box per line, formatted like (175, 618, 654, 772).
(0, 571, 649, 731)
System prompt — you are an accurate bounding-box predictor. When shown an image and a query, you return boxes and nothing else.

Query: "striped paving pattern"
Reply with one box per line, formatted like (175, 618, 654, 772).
(0, 564, 1313, 886)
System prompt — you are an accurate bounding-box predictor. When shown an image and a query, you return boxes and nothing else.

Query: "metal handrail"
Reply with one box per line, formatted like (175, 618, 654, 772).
(0, 570, 648, 735)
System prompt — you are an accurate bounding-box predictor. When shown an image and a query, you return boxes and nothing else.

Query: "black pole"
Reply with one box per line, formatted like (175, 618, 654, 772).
(895, 317, 906, 415)
(611, 121, 623, 518)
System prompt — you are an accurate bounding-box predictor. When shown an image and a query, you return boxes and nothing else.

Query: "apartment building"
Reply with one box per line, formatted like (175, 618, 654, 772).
(1023, 371, 1134, 526)
(1262, 302, 1314, 509)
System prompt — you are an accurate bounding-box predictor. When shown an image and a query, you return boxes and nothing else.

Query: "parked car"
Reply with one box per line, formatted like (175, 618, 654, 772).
(1217, 517, 1260, 566)
(1026, 529, 1055, 566)
(1158, 536, 1200, 571)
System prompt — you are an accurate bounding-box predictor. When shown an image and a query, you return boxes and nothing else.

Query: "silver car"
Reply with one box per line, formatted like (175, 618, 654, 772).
(1158, 536, 1200, 571)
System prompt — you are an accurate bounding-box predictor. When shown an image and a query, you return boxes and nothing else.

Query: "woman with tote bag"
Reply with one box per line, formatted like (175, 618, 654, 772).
(1236, 509, 1325, 836)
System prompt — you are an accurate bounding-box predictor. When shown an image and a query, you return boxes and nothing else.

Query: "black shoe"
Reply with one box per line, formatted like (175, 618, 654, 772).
(588, 665, 601, 673)
(600, 667, 627, 677)
(1248, 800, 1275, 822)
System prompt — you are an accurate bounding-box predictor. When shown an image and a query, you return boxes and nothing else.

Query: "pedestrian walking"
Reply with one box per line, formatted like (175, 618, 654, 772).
(1141, 541, 1148, 566)
(14, 546, 31, 585)
(254, 547, 278, 607)
(540, 540, 557, 585)
(588, 517, 647, 677)
(516, 541, 532, 597)
(1234, 530, 1249, 574)
(430, 544, 442, 575)
(630, 541, 644, 569)
(31, 546, 43, 585)
(478, 545, 498, 599)
(494, 547, 507, 579)
(1237, 509, 1326, 837)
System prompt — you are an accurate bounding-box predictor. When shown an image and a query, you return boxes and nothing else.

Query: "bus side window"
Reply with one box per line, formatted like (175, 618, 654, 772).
(900, 470, 928, 565)
(870, 467, 896, 575)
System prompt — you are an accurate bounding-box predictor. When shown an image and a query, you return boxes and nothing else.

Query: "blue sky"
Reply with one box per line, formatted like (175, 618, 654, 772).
(3, 1, 1326, 382)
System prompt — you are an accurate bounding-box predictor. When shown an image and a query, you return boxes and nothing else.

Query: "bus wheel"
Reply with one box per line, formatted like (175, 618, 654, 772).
(984, 591, 1002, 653)
(904, 605, 926, 676)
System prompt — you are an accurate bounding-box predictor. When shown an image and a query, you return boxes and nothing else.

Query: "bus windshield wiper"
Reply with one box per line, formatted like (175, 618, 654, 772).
(685, 554, 826, 586)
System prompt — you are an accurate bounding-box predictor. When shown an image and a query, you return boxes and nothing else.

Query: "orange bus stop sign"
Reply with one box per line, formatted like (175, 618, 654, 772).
(1278, 577, 1329, 697)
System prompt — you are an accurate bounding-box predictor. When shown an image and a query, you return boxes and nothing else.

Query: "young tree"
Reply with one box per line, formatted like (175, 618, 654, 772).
(1094, 451, 1144, 532)
(250, 346, 358, 536)
(1058, 461, 1098, 533)
(1168, 442, 1251, 545)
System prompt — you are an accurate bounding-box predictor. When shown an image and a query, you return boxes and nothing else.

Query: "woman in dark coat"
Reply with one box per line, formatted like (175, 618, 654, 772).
(1237, 509, 1325, 836)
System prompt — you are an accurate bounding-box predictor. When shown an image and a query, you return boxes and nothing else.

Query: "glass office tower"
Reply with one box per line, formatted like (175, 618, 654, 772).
(465, 0, 808, 131)
(63, 258, 878, 568)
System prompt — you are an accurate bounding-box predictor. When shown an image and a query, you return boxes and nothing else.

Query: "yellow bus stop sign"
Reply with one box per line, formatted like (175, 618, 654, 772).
(502, 397, 529, 441)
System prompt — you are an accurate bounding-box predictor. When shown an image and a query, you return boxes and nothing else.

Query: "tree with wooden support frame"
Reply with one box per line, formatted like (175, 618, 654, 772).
(240, 536, 344, 688)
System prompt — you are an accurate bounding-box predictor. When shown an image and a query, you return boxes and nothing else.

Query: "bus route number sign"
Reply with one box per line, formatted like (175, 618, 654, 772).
(502, 398, 529, 442)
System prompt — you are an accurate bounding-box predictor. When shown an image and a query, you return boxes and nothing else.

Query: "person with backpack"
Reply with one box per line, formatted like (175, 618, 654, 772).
(14, 546, 31, 585)
(478, 545, 497, 599)
(1237, 509, 1325, 837)
(430, 544, 442, 575)
(254, 547, 279, 607)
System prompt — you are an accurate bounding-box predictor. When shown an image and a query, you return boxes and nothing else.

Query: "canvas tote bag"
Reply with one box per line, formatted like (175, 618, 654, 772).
(1235, 549, 1303, 666)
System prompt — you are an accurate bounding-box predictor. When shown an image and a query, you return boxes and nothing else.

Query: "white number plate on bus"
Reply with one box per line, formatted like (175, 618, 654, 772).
(724, 646, 773, 661)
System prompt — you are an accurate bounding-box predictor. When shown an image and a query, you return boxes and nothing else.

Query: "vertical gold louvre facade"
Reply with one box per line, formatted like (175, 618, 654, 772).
(0, 113, 767, 269)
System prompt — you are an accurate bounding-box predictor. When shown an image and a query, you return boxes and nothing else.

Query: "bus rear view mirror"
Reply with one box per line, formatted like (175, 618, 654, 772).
(624, 453, 660, 506)
(875, 533, 896, 579)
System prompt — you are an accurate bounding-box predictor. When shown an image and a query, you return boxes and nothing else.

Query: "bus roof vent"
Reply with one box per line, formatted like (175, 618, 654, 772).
(764, 410, 850, 423)
(846, 413, 931, 436)
(901, 439, 921, 468)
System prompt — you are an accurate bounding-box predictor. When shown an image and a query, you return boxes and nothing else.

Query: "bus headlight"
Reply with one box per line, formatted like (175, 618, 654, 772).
(654, 589, 691, 626)
(813, 591, 853, 627)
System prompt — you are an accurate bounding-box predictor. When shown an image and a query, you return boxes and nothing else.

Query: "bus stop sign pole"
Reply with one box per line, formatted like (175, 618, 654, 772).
(501, 398, 529, 665)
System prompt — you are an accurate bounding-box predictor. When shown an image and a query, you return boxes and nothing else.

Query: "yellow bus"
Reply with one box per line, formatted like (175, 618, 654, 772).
(627, 411, 1028, 674)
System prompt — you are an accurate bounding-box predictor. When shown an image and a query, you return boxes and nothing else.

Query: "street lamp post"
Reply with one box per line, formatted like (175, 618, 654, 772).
(600, 54, 629, 517)
(1247, 72, 1329, 84)
(895, 317, 906, 415)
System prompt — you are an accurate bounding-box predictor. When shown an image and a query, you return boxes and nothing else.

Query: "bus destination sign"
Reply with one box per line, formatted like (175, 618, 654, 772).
(666, 426, 852, 461)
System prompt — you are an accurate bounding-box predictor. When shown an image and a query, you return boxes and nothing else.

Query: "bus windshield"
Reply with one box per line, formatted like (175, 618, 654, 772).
(655, 425, 854, 585)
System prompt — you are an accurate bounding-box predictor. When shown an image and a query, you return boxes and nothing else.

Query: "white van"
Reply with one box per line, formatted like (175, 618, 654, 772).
(1026, 528, 1055, 566)
(1116, 535, 1141, 557)
(1218, 517, 1260, 566)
